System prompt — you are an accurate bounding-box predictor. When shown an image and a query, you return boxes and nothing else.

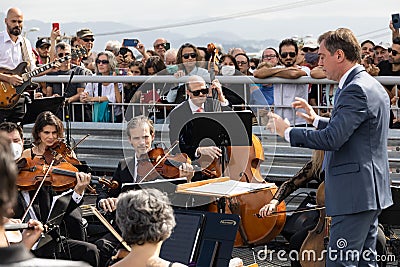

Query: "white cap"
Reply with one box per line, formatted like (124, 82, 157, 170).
(303, 38, 319, 49)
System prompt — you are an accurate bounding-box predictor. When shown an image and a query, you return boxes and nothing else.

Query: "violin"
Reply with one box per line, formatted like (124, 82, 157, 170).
(43, 139, 80, 165)
(137, 147, 220, 182)
(17, 157, 118, 191)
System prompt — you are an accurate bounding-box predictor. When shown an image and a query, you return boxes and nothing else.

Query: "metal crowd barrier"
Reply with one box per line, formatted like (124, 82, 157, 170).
(32, 75, 400, 124)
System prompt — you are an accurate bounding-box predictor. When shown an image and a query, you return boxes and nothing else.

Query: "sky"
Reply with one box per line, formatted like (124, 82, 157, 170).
(1, 0, 399, 51)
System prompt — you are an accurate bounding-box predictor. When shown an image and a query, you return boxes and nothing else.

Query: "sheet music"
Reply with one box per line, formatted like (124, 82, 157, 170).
(183, 180, 275, 197)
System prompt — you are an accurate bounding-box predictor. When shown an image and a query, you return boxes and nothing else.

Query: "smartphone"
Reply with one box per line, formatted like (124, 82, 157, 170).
(122, 39, 139, 47)
(393, 13, 400, 29)
(164, 42, 171, 51)
(52, 22, 59, 31)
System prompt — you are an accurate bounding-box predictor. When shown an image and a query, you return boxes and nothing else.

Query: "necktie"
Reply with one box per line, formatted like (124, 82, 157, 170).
(196, 107, 204, 112)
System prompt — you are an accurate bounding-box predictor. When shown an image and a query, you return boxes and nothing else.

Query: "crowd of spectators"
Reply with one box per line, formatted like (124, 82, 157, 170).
(20, 19, 400, 127)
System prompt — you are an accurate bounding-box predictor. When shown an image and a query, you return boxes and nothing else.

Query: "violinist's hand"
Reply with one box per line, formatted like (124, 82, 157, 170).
(179, 163, 194, 182)
(99, 198, 118, 213)
(74, 172, 91, 195)
(196, 146, 222, 159)
(259, 199, 279, 218)
(22, 219, 44, 249)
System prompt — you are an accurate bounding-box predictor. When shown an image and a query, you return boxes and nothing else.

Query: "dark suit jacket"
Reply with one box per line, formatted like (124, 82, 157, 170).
(97, 157, 136, 205)
(289, 65, 393, 216)
(15, 187, 85, 240)
(168, 98, 231, 160)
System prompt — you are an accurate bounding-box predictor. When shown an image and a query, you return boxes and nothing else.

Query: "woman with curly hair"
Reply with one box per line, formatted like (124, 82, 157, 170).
(112, 188, 187, 267)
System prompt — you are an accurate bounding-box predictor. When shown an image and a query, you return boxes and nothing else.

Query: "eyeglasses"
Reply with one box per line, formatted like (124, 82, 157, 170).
(280, 52, 296, 58)
(189, 88, 208, 96)
(237, 61, 248, 65)
(182, 53, 197, 59)
(82, 38, 95, 42)
(96, 59, 109, 64)
(58, 53, 71, 58)
(388, 48, 399, 56)
(262, 55, 277, 60)
(302, 47, 318, 53)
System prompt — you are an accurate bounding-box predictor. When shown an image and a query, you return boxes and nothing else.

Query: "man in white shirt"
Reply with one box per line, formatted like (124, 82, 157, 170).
(0, 8, 37, 123)
(254, 38, 310, 126)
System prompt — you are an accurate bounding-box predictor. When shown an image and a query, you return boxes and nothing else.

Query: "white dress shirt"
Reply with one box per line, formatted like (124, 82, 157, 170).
(0, 31, 36, 70)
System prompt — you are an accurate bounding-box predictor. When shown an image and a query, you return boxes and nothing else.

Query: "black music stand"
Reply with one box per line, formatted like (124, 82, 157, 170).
(192, 110, 252, 174)
(22, 96, 65, 125)
(160, 210, 205, 265)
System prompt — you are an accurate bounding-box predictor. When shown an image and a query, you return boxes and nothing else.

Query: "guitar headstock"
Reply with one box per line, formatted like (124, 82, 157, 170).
(72, 46, 88, 59)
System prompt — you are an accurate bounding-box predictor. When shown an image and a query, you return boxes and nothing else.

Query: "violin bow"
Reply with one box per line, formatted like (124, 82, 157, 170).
(21, 159, 55, 222)
(137, 140, 179, 183)
(87, 205, 131, 252)
(70, 133, 90, 151)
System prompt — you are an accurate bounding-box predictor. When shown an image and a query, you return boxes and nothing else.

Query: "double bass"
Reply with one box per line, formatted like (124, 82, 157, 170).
(208, 134, 286, 247)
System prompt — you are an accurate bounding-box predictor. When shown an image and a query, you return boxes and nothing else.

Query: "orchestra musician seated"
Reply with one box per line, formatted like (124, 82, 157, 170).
(0, 132, 89, 266)
(15, 111, 99, 266)
(112, 188, 187, 267)
(95, 115, 194, 267)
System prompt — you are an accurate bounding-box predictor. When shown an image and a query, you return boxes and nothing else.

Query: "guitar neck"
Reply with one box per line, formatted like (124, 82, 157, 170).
(25, 56, 71, 79)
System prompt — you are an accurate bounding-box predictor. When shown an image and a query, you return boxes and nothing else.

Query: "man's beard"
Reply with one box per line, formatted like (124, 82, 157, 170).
(9, 26, 22, 36)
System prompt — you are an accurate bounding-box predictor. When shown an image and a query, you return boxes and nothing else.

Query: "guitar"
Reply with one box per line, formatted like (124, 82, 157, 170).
(0, 55, 71, 110)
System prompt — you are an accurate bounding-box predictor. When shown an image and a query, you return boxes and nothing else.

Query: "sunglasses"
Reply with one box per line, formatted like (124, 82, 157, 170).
(189, 88, 208, 96)
(182, 53, 197, 59)
(96, 59, 109, 64)
(302, 47, 318, 53)
(388, 48, 399, 56)
(82, 38, 95, 42)
(280, 52, 296, 58)
(58, 53, 71, 58)
(154, 43, 166, 48)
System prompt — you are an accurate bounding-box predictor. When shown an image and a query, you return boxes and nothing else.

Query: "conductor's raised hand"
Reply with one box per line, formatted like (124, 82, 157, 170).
(291, 97, 317, 124)
(266, 112, 290, 138)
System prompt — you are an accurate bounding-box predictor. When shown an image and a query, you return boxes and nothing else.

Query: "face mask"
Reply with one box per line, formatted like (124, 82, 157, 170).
(166, 64, 179, 74)
(305, 52, 319, 64)
(221, 65, 235, 76)
(10, 142, 23, 160)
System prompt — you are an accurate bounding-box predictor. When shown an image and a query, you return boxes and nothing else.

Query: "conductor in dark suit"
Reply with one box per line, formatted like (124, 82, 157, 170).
(168, 75, 231, 181)
(261, 28, 393, 266)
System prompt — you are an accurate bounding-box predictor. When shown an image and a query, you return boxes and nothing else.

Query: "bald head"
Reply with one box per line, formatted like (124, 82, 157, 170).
(6, 7, 23, 18)
(5, 7, 24, 38)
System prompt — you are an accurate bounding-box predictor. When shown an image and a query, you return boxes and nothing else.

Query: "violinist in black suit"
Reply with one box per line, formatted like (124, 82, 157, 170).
(95, 115, 194, 267)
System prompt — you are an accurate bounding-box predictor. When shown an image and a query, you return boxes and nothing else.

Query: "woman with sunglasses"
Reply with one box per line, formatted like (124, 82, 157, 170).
(175, 43, 209, 80)
(80, 51, 123, 122)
